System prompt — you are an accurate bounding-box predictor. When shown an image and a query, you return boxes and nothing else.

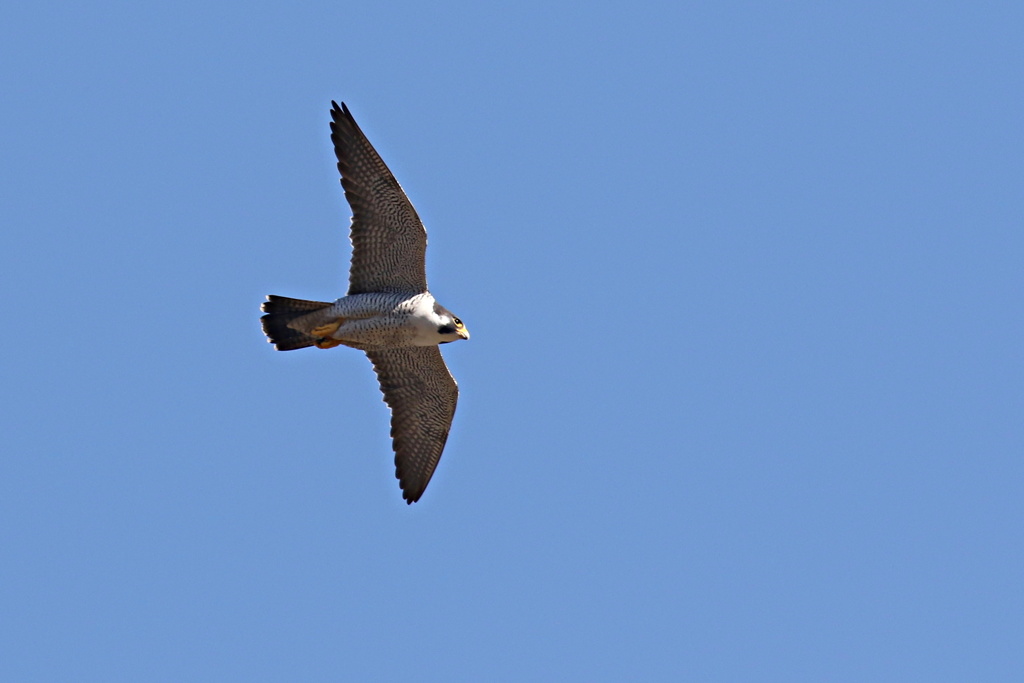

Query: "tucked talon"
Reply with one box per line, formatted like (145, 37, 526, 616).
(311, 319, 344, 349)
(311, 320, 343, 338)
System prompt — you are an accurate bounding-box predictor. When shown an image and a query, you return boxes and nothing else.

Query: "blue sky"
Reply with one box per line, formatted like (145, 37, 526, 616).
(2, 1, 1023, 680)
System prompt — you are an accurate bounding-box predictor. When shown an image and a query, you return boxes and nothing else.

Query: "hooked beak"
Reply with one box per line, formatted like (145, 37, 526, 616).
(457, 327, 470, 340)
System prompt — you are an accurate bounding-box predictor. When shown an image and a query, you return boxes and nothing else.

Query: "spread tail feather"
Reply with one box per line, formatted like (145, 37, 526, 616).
(261, 295, 333, 350)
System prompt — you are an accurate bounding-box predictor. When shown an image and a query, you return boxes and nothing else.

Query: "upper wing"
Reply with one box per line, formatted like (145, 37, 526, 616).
(330, 101, 429, 295)
(365, 345, 459, 504)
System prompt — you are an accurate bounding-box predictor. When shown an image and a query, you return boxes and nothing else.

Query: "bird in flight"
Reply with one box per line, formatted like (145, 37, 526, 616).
(261, 101, 469, 504)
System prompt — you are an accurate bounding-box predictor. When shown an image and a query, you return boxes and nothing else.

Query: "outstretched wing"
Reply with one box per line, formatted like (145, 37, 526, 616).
(365, 346, 459, 504)
(330, 101, 429, 296)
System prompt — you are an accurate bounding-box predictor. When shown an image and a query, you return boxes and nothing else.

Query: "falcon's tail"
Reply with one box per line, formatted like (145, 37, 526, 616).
(260, 295, 333, 351)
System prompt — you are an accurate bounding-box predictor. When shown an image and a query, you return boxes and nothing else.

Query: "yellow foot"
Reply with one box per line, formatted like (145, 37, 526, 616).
(311, 320, 343, 338)
(311, 319, 344, 348)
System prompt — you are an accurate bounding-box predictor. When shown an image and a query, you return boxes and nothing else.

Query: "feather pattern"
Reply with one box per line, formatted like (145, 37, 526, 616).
(330, 101, 429, 296)
(365, 346, 459, 504)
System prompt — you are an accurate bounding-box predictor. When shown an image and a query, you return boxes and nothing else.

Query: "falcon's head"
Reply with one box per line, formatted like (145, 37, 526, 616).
(433, 302, 470, 343)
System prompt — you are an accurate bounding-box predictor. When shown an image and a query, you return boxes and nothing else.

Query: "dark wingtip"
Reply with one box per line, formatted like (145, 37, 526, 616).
(330, 100, 353, 123)
(401, 481, 423, 504)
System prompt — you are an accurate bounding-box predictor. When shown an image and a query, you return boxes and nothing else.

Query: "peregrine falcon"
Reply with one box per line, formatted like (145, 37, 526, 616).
(260, 101, 469, 504)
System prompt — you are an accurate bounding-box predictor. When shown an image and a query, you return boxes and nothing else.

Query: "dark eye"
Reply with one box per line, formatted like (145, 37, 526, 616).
(453, 317, 463, 327)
